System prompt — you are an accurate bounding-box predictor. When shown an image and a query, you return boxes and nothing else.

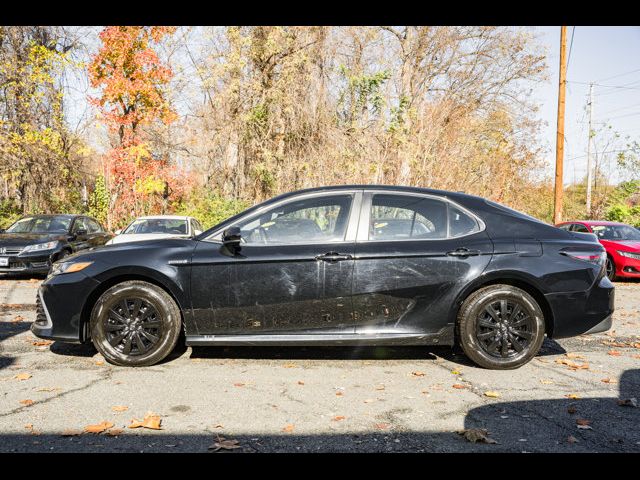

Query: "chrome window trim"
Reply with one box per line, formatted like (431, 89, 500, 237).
(204, 189, 363, 246)
(356, 190, 486, 243)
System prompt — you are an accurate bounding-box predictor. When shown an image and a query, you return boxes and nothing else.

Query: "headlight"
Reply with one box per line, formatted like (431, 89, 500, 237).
(618, 250, 640, 260)
(50, 261, 93, 276)
(22, 241, 59, 253)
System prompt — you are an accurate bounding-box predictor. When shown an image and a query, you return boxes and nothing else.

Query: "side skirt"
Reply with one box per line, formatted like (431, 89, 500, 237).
(185, 328, 454, 347)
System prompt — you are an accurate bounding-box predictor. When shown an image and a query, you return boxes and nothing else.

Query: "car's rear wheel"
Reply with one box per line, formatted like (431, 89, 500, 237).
(457, 285, 546, 370)
(606, 256, 617, 281)
(90, 280, 182, 367)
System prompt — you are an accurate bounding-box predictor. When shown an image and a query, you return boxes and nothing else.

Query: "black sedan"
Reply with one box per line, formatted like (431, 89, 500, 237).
(0, 214, 112, 275)
(31, 186, 614, 369)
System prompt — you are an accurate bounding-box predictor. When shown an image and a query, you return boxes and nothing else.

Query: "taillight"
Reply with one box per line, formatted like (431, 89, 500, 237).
(561, 250, 606, 266)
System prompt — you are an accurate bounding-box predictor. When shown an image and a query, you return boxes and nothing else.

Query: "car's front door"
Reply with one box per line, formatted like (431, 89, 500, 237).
(190, 191, 361, 335)
(352, 192, 494, 336)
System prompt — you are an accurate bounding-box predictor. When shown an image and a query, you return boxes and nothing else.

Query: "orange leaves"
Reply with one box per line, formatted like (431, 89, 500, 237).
(452, 384, 466, 390)
(411, 371, 425, 377)
(128, 412, 162, 430)
(374, 423, 391, 430)
(111, 405, 128, 412)
(555, 358, 589, 370)
(332, 416, 346, 422)
(84, 421, 114, 434)
(607, 350, 622, 357)
(31, 340, 52, 347)
(282, 424, 295, 433)
(14, 373, 31, 381)
(19, 399, 34, 406)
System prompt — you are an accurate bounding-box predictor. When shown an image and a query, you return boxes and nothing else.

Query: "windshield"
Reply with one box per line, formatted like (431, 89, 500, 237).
(5, 216, 71, 234)
(123, 218, 188, 235)
(591, 225, 640, 241)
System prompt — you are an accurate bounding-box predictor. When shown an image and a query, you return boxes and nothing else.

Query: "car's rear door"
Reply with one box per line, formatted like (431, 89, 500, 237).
(352, 191, 494, 336)
(190, 190, 361, 335)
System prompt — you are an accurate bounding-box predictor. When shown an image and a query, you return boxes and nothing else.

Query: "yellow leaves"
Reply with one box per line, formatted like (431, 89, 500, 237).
(484, 391, 501, 398)
(282, 424, 295, 433)
(14, 373, 32, 381)
(84, 421, 114, 434)
(555, 358, 590, 370)
(111, 405, 129, 412)
(128, 412, 162, 430)
(565, 393, 581, 400)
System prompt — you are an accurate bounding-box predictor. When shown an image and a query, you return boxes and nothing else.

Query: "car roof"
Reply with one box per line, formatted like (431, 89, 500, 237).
(19, 214, 80, 219)
(134, 215, 191, 220)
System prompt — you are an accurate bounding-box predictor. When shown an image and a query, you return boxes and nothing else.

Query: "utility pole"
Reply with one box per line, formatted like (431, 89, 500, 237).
(585, 83, 594, 217)
(553, 26, 568, 225)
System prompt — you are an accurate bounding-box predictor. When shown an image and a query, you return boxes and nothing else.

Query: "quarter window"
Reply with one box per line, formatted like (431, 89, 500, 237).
(571, 224, 590, 233)
(369, 194, 448, 240)
(236, 195, 353, 245)
(449, 205, 480, 237)
(85, 218, 102, 233)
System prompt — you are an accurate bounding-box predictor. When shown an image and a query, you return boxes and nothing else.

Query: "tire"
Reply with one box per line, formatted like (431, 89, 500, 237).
(90, 280, 182, 367)
(55, 249, 70, 262)
(606, 256, 617, 282)
(457, 284, 546, 370)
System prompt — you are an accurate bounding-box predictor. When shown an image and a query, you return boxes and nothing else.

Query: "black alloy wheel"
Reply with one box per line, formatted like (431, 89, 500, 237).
(90, 280, 182, 366)
(457, 284, 546, 370)
(606, 256, 616, 281)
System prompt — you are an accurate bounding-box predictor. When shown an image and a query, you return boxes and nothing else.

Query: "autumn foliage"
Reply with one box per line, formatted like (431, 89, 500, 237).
(89, 26, 184, 228)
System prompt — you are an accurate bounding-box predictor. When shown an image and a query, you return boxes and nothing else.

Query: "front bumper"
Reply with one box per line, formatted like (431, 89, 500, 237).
(30, 271, 101, 343)
(545, 275, 615, 338)
(0, 253, 53, 274)
(615, 255, 640, 277)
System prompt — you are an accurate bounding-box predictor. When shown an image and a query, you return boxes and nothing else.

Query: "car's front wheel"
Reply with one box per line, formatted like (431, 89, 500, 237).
(457, 284, 546, 370)
(90, 280, 182, 367)
(606, 256, 617, 282)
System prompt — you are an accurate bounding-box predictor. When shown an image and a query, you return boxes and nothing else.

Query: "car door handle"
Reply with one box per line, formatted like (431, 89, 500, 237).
(447, 248, 481, 257)
(315, 252, 353, 262)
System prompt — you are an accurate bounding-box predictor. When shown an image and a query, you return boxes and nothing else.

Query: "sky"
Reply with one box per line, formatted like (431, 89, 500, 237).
(532, 26, 640, 185)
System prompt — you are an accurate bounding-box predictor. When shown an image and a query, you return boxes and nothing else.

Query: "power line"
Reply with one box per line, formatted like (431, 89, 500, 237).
(597, 67, 640, 83)
(567, 80, 640, 91)
(567, 26, 576, 71)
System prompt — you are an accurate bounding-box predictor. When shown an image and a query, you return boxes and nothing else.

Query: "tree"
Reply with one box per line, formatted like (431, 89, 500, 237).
(88, 26, 181, 227)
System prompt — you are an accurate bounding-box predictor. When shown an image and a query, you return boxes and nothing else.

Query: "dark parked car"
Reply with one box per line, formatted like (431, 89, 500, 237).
(0, 214, 112, 275)
(31, 186, 614, 369)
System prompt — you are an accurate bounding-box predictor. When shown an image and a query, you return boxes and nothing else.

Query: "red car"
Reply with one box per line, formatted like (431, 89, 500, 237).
(556, 220, 640, 281)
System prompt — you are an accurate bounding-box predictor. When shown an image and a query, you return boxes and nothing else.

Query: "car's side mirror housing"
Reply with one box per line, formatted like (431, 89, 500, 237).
(75, 229, 88, 238)
(222, 226, 242, 249)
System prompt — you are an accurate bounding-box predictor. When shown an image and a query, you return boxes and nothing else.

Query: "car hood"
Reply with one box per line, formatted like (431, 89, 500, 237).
(107, 233, 190, 245)
(601, 239, 640, 251)
(0, 233, 65, 248)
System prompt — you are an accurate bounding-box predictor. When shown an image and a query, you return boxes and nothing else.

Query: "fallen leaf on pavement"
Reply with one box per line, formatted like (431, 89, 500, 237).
(283, 363, 297, 369)
(19, 399, 34, 406)
(411, 371, 425, 377)
(282, 424, 295, 433)
(452, 384, 466, 389)
(84, 421, 114, 434)
(335, 391, 343, 397)
(11, 315, 26, 322)
(602, 341, 627, 348)
(297, 381, 304, 385)
(565, 393, 581, 399)
(617, 398, 638, 408)
(61, 430, 82, 436)
(208, 435, 241, 452)
(565, 353, 586, 359)
(332, 416, 346, 421)
(576, 418, 591, 426)
(32, 340, 52, 346)
(555, 359, 589, 370)
(233, 383, 245, 387)
(484, 391, 501, 398)
(106, 429, 124, 436)
(457, 428, 497, 444)
(540, 379, 554, 384)
(111, 406, 128, 412)
(94, 361, 105, 366)
(567, 435, 579, 444)
(451, 370, 461, 375)
(374, 423, 391, 430)
(608, 350, 622, 357)
(601, 378, 617, 384)
(375, 385, 385, 391)
(36, 387, 60, 392)
(14, 373, 31, 381)
(128, 412, 162, 430)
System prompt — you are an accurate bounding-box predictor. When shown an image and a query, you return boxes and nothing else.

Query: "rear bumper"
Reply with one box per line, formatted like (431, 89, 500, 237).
(546, 275, 615, 338)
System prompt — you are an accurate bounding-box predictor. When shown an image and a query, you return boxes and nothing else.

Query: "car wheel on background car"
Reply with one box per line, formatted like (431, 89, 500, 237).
(457, 284, 546, 370)
(605, 256, 617, 282)
(90, 280, 182, 367)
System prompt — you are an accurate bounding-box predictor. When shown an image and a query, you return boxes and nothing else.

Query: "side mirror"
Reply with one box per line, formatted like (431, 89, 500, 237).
(75, 229, 88, 238)
(222, 226, 242, 248)
(114, 229, 122, 235)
